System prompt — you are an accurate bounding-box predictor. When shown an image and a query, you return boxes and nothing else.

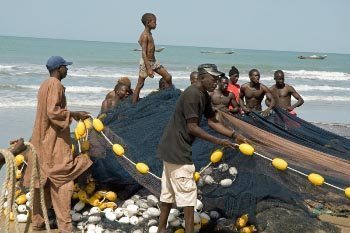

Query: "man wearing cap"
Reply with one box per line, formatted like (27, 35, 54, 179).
(156, 64, 247, 233)
(24, 56, 93, 232)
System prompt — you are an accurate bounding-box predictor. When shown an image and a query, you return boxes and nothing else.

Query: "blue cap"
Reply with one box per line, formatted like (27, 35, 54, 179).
(46, 56, 73, 71)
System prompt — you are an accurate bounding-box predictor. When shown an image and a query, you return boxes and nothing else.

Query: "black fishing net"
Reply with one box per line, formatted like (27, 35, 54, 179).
(237, 108, 350, 160)
(86, 88, 349, 232)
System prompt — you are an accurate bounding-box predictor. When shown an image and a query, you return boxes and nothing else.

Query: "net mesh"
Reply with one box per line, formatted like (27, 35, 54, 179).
(87, 88, 349, 232)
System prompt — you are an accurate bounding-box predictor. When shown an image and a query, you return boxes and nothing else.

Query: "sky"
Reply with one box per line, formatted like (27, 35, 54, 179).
(1, 0, 349, 54)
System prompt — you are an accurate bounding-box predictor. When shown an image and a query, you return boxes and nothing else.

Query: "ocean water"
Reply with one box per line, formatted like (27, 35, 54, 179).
(1, 35, 350, 148)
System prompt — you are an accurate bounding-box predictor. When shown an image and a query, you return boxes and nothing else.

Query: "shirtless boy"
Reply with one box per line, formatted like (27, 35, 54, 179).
(266, 70, 304, 115)
(211, 76, 240, 114)
(240, 69, 275, 117)
(132, 13, 172, 104)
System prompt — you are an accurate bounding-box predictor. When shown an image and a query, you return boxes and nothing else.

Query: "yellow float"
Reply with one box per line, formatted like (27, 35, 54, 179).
(239, 144, 254, 156)
(193, 172, 201, 182)
(84, 118, 93, 129)
(210, 149, 223, 163)
(76, 120, 86, 137)
(93, 118, 104, 132)
(344, 187, 350, 198)
(308, 173, 324, 186)
(136, 163, 149, 174)
(113, 144, 124, 156)
(15, 154, 25, 167)
(272, 158, 288, 171)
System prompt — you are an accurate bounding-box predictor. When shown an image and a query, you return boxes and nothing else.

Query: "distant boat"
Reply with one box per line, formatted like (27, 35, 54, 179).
(298, 55, 327, 60)
(132, 47, 166, 52)
(200, 51, 235, 54)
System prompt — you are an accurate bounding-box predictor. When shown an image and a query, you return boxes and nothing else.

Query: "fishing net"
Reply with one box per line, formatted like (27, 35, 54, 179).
(237, 108, 350, 160)
(87, 88, 349, 232)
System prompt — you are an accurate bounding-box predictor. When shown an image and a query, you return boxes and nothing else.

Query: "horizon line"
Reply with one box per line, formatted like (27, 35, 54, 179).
(0, 34, 349, 56)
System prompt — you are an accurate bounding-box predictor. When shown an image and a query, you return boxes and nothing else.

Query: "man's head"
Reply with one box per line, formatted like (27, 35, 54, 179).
(159, 77, 171, 90)
(248, 69, 260, 84)
(274, 70, 285, 86)
(141, 13, 156, 29)
(218, 76, 229, 92)
(229, 66, 239, 85)
(190, 71, 198, 84)
(197, 64, 224, 92)
(117, 76, 133, 94)
(114, 83, 130, 99)
(46, 56, 72, 79)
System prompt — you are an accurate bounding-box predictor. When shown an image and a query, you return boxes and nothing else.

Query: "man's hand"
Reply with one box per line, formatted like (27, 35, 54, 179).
(287, 106, 294, 112)
(147, 68, 154, 78)
(218, 139, 236, 149)
(242, 107, 251, 114)
(71, 111, 90, 121)
(235, 134, 249, 145)
(261, 109, 271, 117)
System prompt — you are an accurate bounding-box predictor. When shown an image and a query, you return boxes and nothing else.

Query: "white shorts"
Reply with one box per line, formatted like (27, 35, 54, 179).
(160, 161, 197, 207)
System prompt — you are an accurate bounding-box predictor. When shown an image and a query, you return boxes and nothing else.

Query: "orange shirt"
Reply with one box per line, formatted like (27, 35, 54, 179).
(227, 83, 240, 111)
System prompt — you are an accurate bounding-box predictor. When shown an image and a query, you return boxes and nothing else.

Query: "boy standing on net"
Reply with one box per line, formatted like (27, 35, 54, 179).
(132, 13, 172, 104)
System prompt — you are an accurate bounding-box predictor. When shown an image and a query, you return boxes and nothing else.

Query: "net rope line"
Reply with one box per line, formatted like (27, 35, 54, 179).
(85, 115, 161, 181)
(0, 143, 51, 233)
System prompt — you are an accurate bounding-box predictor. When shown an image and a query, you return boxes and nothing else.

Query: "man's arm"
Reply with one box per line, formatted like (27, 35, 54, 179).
(239, 86, 250, 113)
(229, 94, 240, 114)
(265, 87, 273, 107)
(289, 86, 304, 111)
(186, 118, 235, 148)
(261, 86, 275, 117)
(140, 34, 153, 77)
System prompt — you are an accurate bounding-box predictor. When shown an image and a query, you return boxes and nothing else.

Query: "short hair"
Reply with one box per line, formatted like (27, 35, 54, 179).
(159, 77, 167, 89)
(229, 66, 239, 76)
(190, 71, 198, 81)
(220, 76, 229, 82)
(248, 69, 259, 77)
(114, 83, 126, 92)
(274, 70, 284, 76)
(117, 77, 131, 87)
(141, 13, 156, 26)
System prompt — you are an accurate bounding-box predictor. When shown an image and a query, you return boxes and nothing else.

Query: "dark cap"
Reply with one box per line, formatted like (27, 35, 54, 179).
(46, 56, 72, 71)
(198, 64, 224, 77)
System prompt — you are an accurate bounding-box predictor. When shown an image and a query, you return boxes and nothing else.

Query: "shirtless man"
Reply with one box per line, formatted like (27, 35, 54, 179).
(240, 69, 275, 117)
(266, 70, 304, 115)
(211, 76, 240, 114)
(101, 82, 130, 113)
(132, 13, 172, 104)
(190, 71, 198, 84)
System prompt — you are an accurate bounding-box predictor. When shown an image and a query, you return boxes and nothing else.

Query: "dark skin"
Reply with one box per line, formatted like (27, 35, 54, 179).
(190, 71, 198, 84)
(266, 72, 304, 111)
(51, 65, 90, 120)
(157, 73, 247, 233)
(133, 15, 172, 104)
(101, 85, 130, 113)
(239, 70, 275, 117)
(211, 78, 239, 114)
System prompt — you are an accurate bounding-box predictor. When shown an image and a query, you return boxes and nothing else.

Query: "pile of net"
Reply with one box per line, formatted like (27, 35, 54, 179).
(87, 87, 350, 232)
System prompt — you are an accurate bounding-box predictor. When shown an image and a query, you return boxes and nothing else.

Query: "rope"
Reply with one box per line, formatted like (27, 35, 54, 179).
(244, 147, 347, 193)
(25, 142, 51, 233)
(0, 142, 52, 233)
(0, 148, 19, 233)
(90, 116, 161, 180)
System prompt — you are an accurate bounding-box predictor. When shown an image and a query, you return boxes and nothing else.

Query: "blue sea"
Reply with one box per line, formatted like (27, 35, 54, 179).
(1, 35, 350, 148)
